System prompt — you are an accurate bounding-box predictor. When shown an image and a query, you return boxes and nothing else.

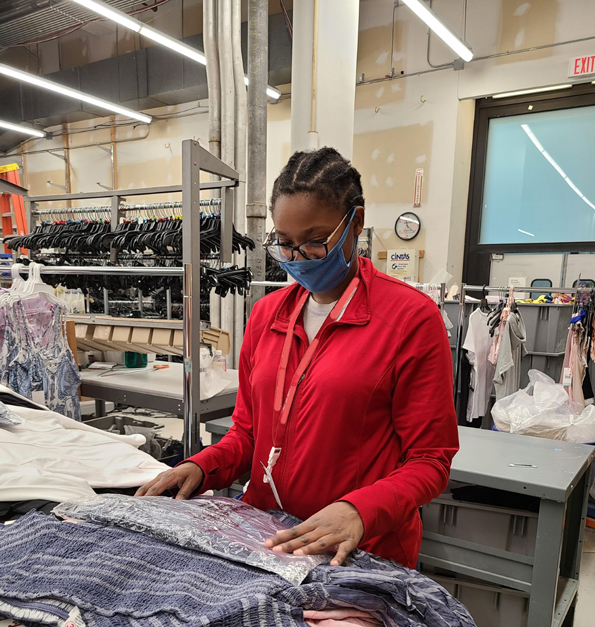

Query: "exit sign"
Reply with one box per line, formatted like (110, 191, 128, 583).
(569, 55, 595, 78)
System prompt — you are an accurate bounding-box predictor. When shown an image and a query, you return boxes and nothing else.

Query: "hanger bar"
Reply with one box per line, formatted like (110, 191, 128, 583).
(32, 206, 110, 215)
(464, 285, 591, 295)
(32, 198, 223, 216)
(17, 266, 184, 277)
(251, 280, 291, 287)
(14, 266, 288, 283)
(25, 181, 236, 204)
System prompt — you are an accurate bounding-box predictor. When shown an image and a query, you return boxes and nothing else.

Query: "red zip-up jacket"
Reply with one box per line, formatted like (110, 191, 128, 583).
(187, 257, 458, 568)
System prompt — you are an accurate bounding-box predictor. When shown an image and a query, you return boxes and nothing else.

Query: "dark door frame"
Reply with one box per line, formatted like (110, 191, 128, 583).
(463, 82, 595, 286)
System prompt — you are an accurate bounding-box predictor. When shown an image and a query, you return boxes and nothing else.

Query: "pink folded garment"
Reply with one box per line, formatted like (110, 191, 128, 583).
(303, 608, 383, 627)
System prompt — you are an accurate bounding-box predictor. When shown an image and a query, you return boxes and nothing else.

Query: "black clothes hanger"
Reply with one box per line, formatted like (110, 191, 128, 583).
(480, 286, 490, 314)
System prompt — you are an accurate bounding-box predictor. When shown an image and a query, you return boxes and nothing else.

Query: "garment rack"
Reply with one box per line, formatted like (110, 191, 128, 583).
(453, 283, 592, 409)
(22, 141, 239, 458)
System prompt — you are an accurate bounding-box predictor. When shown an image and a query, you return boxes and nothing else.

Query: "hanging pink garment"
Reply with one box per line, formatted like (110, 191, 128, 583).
(561, 323, 587, 412)
(303, 609, 383, 627)
(488, 307, 510, 366)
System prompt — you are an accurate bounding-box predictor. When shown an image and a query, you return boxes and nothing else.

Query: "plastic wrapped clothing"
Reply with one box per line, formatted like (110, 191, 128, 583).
(54, 494, 328, 586)
(492, 369, 595, 442)
(0, 509, 477, 627)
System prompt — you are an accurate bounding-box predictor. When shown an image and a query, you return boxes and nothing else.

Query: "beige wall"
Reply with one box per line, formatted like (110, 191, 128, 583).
(13, 0, 595, 283)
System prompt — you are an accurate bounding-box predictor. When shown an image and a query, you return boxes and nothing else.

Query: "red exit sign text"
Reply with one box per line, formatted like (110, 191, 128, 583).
(569, 55, 595, 78)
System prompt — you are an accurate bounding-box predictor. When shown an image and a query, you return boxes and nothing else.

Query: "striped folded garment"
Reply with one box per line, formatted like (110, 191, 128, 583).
(0, 511, 477, 627)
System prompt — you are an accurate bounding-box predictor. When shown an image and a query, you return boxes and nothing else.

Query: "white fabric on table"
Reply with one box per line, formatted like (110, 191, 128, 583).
(0, 384, 169, 503)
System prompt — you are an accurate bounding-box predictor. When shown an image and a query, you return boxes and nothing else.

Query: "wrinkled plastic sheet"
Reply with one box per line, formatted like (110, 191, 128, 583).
(492, 369, 595, 442)
(53, 494, 327, 585)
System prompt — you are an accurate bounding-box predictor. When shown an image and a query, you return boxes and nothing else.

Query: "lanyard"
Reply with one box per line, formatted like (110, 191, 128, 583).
(262, 276, 360, 509)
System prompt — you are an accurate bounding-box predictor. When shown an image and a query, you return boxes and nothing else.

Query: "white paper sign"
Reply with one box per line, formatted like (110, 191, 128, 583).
(508, 276, 527, 288)
(413, 169, 424, 207)
(387, 249, 419, 282)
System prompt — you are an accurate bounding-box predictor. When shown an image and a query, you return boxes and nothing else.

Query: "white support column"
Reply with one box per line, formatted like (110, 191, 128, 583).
(291, 0, 359, 159)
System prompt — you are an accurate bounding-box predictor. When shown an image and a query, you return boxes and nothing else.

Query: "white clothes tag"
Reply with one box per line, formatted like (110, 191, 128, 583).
(260, 461, 283, 510)
(261, 446, 283, 509)
(32, 391, 45, 406)
(563, 367, 572, 387)
(262, 446, 282, 481)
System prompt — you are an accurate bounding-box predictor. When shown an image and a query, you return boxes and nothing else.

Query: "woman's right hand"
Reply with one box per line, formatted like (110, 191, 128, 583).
(135, 462, 204, 499)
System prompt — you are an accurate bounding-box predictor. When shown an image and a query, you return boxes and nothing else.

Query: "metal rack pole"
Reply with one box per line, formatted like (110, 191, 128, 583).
(453, 283, 466, 403)
(182, 140, 202, 460)
(463, 285, 587, 295)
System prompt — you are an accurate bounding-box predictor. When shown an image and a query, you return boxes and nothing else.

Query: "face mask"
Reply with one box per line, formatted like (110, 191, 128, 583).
(280, 211, 358, 293)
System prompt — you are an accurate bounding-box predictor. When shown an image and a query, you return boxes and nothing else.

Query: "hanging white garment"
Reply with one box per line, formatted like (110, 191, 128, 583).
(463, 309, 496, 421)
(0, 385, 169, 503)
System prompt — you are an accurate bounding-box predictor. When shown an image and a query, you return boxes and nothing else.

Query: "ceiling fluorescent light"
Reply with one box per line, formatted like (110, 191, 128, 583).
(70, 0, 140, 31)
(0, 64, 152, 124)
(0, 119, 45, 138)
(70, 1, 280, 100)
(493, 84, 573, 99)
(401, 0, 473, 62)
(518, 229, 535, 237)
(243, 76, 281, 100)
(139, 26, 206, 64)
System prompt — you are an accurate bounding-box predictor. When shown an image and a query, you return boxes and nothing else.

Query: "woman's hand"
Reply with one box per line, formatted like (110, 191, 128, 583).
(264, 502, 364, 566)
(135, 463, 204, 499)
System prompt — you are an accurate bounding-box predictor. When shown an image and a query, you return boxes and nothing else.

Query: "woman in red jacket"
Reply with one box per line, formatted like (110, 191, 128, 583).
(137, 147, 459, 568)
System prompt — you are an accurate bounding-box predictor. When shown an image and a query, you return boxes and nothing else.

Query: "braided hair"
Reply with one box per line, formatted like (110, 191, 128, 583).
(270, 147, 365, 214)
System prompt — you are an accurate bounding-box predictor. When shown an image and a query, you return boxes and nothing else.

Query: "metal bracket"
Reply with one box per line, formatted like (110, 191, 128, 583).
(97, 182, 113, 191)
(97, 145, 112, 155)
(454, 59, 465, 71)
(46, 180, 67, 191)
(47, 150, 66, 162)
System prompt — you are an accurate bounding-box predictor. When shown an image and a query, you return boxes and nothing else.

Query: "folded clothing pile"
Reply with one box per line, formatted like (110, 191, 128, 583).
(0, 385, 169, 504)
(0, 495, 477, 627)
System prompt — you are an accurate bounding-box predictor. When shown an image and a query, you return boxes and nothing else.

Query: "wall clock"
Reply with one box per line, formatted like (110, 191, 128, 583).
(395, 212, 421, 241)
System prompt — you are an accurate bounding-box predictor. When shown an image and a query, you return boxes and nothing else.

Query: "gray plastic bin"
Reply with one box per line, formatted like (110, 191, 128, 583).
(422, 570, 529, 627)
(517, 304, 572, 355)
(519, 353, 565, 388)
(421, 494, 538, 557)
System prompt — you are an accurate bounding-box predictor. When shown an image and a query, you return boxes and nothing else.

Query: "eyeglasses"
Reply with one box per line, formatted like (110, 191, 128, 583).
(263, 209, 355, 263)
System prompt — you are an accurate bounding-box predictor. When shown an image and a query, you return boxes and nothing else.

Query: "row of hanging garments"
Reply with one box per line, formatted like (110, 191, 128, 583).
(561, 290, 595, 411)
(0, 263, 81, 421)
(462, 289, 526, 426)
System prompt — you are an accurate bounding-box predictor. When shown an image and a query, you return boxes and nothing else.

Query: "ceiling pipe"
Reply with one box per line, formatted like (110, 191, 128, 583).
(203, 0, 222, 330)
(218, 0, 236, 357)
(232, 0, 248, 369)
(308, 0, 319, 149)
(246, 0, 269, 309)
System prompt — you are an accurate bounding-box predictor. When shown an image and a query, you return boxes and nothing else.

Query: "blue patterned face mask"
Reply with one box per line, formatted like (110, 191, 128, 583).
(280, 211, 358, 294)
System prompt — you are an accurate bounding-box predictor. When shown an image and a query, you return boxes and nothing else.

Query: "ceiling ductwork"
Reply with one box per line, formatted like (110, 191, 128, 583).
(0, 0, 164, 48)
(0, 9, 292, 152)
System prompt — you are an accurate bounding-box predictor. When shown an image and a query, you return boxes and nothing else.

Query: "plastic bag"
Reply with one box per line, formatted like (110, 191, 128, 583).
(200, 346, 232, 399)
(492, 370, 595, 443)
(53, 494, 327, 585)
(0, 400, 23, 426)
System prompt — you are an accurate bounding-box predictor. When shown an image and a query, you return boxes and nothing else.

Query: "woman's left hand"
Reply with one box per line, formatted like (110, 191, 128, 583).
(264, 502, 364, 566)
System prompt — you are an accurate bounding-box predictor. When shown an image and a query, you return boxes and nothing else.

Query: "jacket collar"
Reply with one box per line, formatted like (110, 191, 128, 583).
(270, 257, 375, 334)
